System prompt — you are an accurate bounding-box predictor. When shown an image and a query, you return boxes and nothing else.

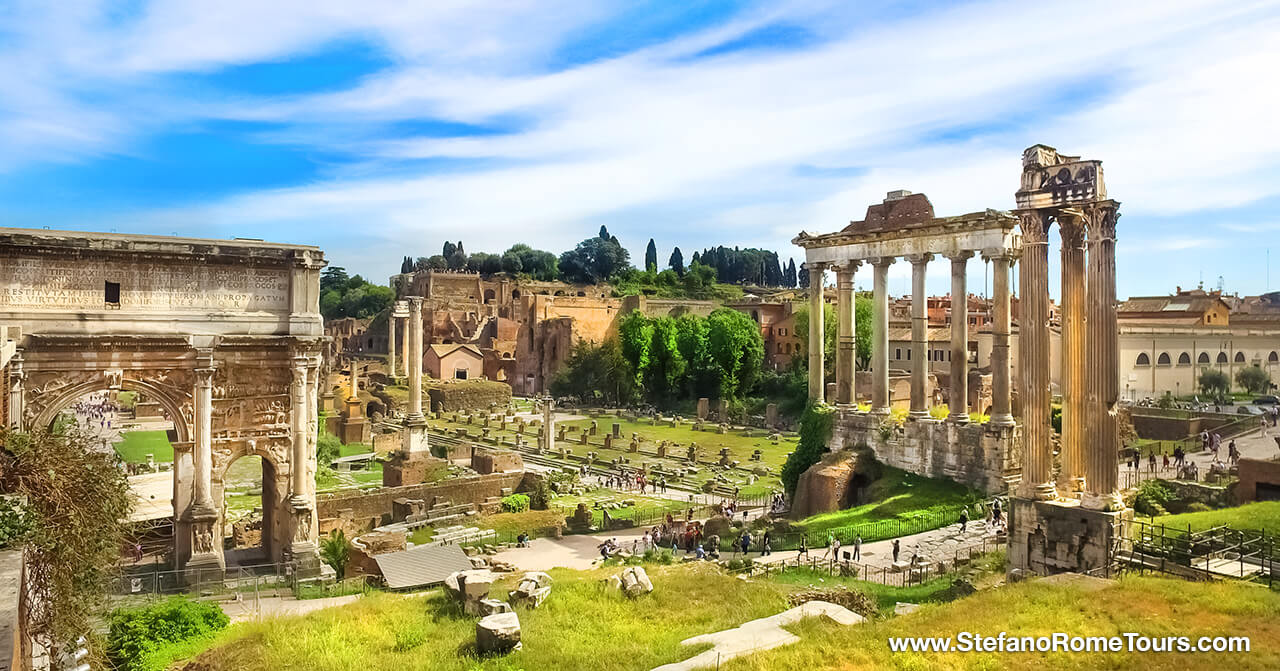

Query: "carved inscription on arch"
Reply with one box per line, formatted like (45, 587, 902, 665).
(0, 254, 289, 312)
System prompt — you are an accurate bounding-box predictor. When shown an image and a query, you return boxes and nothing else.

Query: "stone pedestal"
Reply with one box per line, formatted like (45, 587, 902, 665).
(382, 451, 446, 487)
(402, 419, 428, 454)
(338, 415, 370, 445)
(1007, 497, 1131, 577)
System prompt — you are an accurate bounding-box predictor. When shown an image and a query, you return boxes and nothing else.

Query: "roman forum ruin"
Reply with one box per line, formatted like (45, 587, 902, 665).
(794, 144, 1128, 575)
(0, 229, 327, 578)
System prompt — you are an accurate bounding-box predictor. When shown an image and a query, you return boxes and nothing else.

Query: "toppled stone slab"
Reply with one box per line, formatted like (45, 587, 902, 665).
(444, 569, 497, 615)
(894, 602, 920, 616)
(650, 601, 864, 671)
(509, 571, 553, 609)
(476, 612, 522, 654)
(478, 598, 513, 616)
(619, 566, 653, 598)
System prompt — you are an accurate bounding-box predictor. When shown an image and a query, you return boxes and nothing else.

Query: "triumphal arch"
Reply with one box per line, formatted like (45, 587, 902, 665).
(0, 228, 327, 576)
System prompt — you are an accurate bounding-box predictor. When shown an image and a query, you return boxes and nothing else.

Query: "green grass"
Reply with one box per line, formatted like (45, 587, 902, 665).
(113, 430, 175, 464)
(1152, 501, 1280, 536)
(340, 442, 374, 457)
(116, 390, 137, 409)
(473, 509, 567, 538)
(721, 575, 1280, 671)
(765, 567, 964, 615)
(169, 564, 795, 671)
(406, 527, 434, 545)
(792, 466, 981, 537)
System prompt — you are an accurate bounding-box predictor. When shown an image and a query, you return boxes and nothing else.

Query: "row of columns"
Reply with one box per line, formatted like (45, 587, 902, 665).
(1017, 203, 1122, 509)
(806, 252, 1015, 426)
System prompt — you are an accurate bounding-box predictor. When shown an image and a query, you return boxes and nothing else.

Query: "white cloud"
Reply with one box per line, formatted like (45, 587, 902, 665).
(3, 0, 1280, 292)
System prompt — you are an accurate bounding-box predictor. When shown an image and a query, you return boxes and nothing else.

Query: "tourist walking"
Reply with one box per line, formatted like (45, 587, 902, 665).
(853, 534, 862, 561)
(958, 509, 969, 533)
(798, 535, 809, 558)
(892, 539, 900, 563)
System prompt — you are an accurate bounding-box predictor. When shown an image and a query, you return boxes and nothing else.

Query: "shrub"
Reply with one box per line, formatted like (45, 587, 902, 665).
(1184, 502, 1213, 513)
(0, 496, 34, 549)
(1237, 365, 1272, 395)
(316, 432, 342, 467)
(393, 628, 427, 652)
(526, 477, 553, 511)
(501, 493, 531, 513)
(320, 530, 351, 577)
(1135, 479, 1175, 517)
(108, 597, 229, 671)
(780, 404, 835, 497)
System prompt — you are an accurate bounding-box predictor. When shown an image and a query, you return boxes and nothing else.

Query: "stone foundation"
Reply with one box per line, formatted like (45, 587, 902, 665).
(1007, 497, 1132, 577)
(791, 449, 875, 518)
(830, 409, 1019, 494)
(382, 452, 449, 487)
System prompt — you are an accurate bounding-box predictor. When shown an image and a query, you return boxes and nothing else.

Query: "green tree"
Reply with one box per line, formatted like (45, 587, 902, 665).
(1237, 365, 1273, 394)
(706, 307, 765, 399)
(669, 247, 685, 276)
(320, 530, 351, 577)
(0, 429, 131, 647)
(549, 340, 637, 405)
(1198, 368, 1231, 402)
(559, 236, 631, 283)
(598, 225, 611, 240)
(780, 404, 835, 497)
(500, 249, 523, 274)
(618, 310, 655, 387)
(647, 317, 686, 399)
(320, 266, 349, 293)
(645, 239, 658, 273)
(674, 314, 717, 398)
(792, 294, 872, 373)
(442, 241, 457, 258)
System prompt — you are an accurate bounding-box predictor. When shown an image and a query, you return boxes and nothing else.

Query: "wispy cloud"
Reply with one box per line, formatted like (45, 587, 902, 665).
(1, 0, 1279, 298)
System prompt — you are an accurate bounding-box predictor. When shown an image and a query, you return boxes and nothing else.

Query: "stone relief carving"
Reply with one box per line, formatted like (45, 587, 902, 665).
(193, 523, 216, 555)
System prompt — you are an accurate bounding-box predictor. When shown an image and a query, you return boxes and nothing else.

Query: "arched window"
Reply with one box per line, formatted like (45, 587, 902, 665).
(1178, 352, 1191, 365)
(752, 310, 760, 323)
(512, 289, 521, 300)
(1157, 352, 1171, 366)
(483, 289, 496, 304)
(1198, 352, 1211, 364)
(1217, 352, 1229, 364)
(1270, 351, 1278, 363)
(1235, 351, 1246, 363)
(1135, 353, 1150, 366)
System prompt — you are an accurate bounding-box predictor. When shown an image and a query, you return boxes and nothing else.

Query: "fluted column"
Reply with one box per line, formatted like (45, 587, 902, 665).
(1017, 212, 1056, 500)
(192, 363, 215, 511)
(306, 355, 320, 498)
(871, 257, 894, 414)
(1083, 202, 1124, 511)
(7, 353, 23, 431)
(985, 251, 1015, 427)
(407, 297, 425, 421)
(1059, 215, 1088, 493)
(289, 356, 309, 501)
(948, 252, 972, 423)
(907, 254, 932, 419)
(807, 262, 826, 403)
(388, 314, 398, 379)
(835, 262, 858, 405)
(400, 314, 410, 382)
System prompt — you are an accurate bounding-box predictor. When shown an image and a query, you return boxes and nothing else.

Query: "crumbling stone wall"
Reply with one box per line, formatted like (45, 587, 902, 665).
(829, 409, 1020, 494)
(317, 470, 524, 532)
(426, 379, 512, 412)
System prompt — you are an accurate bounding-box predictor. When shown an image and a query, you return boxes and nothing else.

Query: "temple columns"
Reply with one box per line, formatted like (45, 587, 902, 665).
(907, 254, 932, 419)
(835, 262, 858, 405)
(7, 354, 22, 431)
(985, 251, 1015, 427)
(947, 252, 972, 423)
(388, 314, 398, 379)
(403, 296, 428, 453)
(1017, 212, 1056, 500)
(1059, 216, 1088, 492)
(1083, 203, 1123, 510)
(807, 262, 826, 403)
(871, 257, 894, 414)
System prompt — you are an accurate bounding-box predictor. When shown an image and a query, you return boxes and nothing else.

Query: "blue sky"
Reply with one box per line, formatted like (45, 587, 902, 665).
(2, 0, 1280, 299)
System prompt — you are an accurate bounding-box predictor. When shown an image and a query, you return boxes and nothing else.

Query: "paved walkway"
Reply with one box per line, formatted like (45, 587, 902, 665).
(747, 519, 1002, 570)
(491, 527, 652, 571)
(1124, 425, 1278, 487)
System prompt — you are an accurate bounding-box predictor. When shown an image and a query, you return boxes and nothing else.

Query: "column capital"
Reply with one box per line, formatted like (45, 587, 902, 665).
(905, 253, 933, 266)
(944, 250, 974, 262)
(833, 259, 861, 273)
(406, 295, 424, 312)
(194, 367, 215, 385)
(1084, 201, 1120, 241)
(1016, 210, 1052, 244)
(869, 256, 896, 268)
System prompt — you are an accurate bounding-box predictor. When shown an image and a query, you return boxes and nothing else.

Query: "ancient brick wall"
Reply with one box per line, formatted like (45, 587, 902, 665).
(317, 470, 524, 531)
(829, 410, 1020, 494)
(1237, 457, 1280, 503)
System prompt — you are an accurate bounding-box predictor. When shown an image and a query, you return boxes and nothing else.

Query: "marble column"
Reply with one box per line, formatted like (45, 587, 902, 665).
(985, 251, 1015, 427)
(400, 315, 410, 382)
(192, 365, 215, 512)
(1059, 215, 1087, 493)
(306, 355, 320, 498)
(948, 252, 973, 423)
(7, 354, 22, 431)
(289, 357, 310, 501)
(388, 314, 398, 379)
(407, 298, 425, 421)
(1084, 203, 1124, 511)
(871, 257, 894, 414)
(907, 254, 932, 419)
(807, 262, 826, 403)
(1017, 212, 1056, 500)
(403, 297, 429, 453)
(835, 262, 858, 405)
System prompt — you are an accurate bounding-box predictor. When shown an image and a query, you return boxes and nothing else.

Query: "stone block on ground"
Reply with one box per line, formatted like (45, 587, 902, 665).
(476, 612, 522, 654)
(478, 598, 513, 616)
(619, 566, 653, 598)
(508, 571, 553, 608)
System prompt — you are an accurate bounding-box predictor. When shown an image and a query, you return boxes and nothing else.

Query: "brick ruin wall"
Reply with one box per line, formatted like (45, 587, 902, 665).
(317, 470, 525, 533)
(829, 410, 1021, 494)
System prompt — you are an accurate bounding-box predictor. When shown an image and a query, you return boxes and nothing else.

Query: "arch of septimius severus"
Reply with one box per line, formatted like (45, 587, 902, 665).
(1, 229, 327, 578)
(794, 145, 1128, 576)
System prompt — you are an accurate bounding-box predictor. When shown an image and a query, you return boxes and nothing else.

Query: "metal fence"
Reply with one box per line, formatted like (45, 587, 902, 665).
(725, 536, 1005, 588)
(1125, 519, 1278, 589)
